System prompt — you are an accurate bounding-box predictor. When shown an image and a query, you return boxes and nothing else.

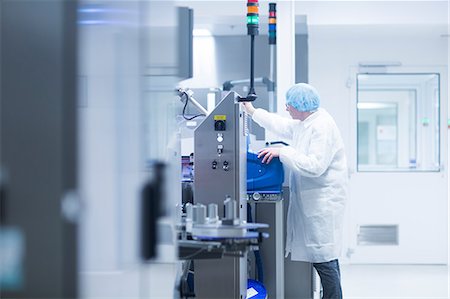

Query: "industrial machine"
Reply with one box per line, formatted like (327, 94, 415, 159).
(178, 2, 266, 297)
(176, 90, 269, 299)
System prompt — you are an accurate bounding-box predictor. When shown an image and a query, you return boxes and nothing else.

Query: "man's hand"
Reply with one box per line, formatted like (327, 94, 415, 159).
(258, 147, 280, 164)
(242, 102, 256, 116)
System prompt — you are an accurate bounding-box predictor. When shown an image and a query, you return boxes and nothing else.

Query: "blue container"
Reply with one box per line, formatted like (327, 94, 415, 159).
(247, 279, 267, 299)
(247, 151, 284, 193)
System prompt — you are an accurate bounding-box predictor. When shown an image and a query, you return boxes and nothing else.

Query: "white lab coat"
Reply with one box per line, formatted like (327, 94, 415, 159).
(252, 107, 348, 263)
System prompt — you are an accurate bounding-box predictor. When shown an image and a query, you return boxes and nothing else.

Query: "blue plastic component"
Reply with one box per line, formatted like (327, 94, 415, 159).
(247, 151, 284, 193)
(247, 279, 267, 299)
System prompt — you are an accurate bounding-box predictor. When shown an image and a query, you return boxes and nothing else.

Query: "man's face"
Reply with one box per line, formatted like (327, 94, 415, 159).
(285, 104, 311, 121)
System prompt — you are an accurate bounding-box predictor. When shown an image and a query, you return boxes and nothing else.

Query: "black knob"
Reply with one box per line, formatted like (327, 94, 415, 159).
(223, 161, 229, 171)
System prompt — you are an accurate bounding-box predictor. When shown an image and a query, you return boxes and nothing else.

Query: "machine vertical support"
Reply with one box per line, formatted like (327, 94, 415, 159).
(193, 91, 248, 299)
(275, 201, 285, 298)
(268, 2, 277, 112)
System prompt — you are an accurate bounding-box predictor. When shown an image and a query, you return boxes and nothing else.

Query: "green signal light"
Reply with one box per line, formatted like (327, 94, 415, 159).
(247, 15, 259, 25)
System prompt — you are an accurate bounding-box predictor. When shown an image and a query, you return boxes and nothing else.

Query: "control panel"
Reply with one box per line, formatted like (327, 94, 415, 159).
(194, 92, 245, 217)
(214, 115, 226, 131)
(209, 114, 231, 172)
(247, 192, 283, 202)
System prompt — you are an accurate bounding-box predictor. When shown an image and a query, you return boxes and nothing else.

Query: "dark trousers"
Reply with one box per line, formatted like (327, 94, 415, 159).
(312, 259, 343, 299)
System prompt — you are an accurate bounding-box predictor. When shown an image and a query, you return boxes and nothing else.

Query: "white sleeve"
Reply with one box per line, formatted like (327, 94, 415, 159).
(278, 127, 335, 177)
(252, 108, 295, 140)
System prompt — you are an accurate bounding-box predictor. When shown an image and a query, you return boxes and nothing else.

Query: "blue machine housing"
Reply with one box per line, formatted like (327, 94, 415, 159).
(247, 151, 284, 193)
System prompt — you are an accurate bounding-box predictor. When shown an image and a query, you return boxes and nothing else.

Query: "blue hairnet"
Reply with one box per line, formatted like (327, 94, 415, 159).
(285, 83, 320, 112)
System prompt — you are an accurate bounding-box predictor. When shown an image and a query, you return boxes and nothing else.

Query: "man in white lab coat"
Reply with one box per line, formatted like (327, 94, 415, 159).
(243, 83, 348, 299)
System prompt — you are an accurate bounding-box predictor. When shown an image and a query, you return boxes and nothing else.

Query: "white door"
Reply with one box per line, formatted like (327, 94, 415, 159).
(346, 67, 448, 264)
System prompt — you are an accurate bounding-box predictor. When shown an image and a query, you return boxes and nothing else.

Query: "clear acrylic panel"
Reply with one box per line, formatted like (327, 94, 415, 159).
(357, 73, 440, 172)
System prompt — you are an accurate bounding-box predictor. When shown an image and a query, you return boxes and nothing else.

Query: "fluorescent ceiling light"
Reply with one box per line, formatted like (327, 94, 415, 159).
(359, 61, 402, 67)
(193, 29, 212, 37)
(357, 102, 395, 109)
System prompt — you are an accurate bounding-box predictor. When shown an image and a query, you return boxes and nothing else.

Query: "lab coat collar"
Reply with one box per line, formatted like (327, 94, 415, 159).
(301, 108, 322, 128)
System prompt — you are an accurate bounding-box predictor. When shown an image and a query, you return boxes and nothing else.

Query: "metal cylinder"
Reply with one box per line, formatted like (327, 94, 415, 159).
(185, 203, 193, 221)
(208, 203, 219, 222)
(194, 204, 206, 224)
(224, 196, 236, 220)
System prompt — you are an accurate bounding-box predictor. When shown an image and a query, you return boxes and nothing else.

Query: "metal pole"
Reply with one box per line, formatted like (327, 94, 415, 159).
(268, 2, 277, 112)
(250, 34, 255, 96)
(268, 45, 275, 112)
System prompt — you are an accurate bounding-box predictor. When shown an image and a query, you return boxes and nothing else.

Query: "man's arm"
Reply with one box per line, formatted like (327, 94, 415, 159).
(279, 128, 335, 177)
(242, 102, 295, 140)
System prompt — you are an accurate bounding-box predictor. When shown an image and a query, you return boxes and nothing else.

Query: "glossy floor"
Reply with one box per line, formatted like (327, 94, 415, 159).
(341, 264, 449, 299)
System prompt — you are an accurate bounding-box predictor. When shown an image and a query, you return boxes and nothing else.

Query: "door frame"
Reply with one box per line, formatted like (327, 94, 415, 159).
(344, 65, 448, 264)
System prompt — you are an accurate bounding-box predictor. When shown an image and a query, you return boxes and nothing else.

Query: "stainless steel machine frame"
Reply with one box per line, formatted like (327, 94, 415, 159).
(193, 91, 248, 299)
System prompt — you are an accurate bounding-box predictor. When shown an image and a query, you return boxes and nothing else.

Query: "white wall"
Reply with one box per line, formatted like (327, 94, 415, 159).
(308, 24, 448, 263)
(308, 25, 447, 139)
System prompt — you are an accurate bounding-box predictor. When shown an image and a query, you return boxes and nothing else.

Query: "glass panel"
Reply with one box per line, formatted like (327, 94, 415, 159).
(357, 73, 440, 172)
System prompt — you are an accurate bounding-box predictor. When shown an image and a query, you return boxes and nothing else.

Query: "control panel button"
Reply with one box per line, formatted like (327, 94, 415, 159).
(222, 161, 229, 171)
(214, 120, 226, 131)
(252, 192, 261, 201)
(217, 144, 224, 154)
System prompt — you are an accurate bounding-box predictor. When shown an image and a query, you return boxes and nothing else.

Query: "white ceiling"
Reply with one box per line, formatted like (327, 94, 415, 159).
(175, 0, 448, 36)
(294, 1, 447, 26)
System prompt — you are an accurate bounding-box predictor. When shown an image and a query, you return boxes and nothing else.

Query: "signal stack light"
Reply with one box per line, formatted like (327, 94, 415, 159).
(247, 0, 259, 35)
(268, 3, 276, 45)
(245, 0, 259, 101)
